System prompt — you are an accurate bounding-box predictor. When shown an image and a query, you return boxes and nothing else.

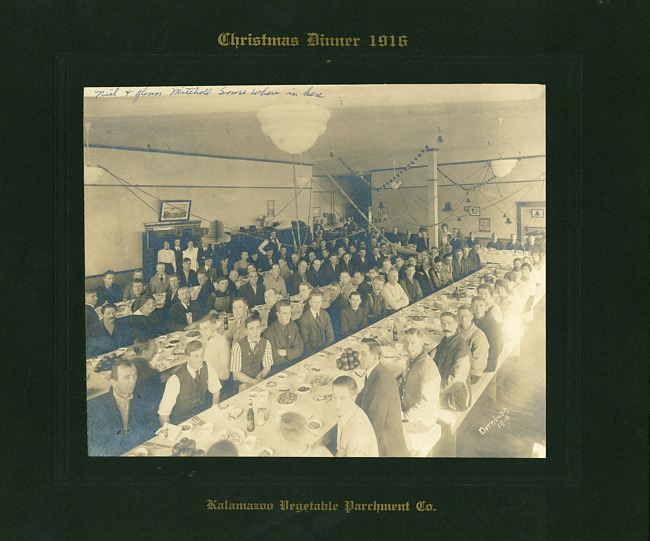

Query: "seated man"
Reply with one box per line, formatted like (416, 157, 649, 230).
(356, 339, 409, 457)
(338, 252, 353, 277)
(87, 359, 157, 456)
(277, 412, 333, 457)
(339, 291, 368, 338)
(469, 242, 482, 273)
(178, 258, 198, 288)
(195, 269, 215, 316)
(207, 276, 234, 315)
(400, 328, 441, 427)
(130, 338, 165, 405)
(364, 275, 388, 324)
(122, 269, 145, 301)
(198, 256, 218, 284)
(506, 233, 523, 251)
(158, 340, 221, 425)
(86, 303, 133, 358)
(434, 312, 472, 411)
(263, 262, 288, 298)
(486, 233, 504, 250)
(428, 256, 447, 291)
(224, 297, 250, 344)
(262, 288, 280, 327)
(306, 258, 322, 287)
(167, 287, 201, 333)
(517, 263, 537, 322)
(332, 376, 379, 457)
(441, 253, 455, 285)
(148, 262, 170, 295)
(465, 231, 480, 249)
(452, 250, 464, 282)
(231, 313, 274, 392)
(381, 269, 410, 312)
(297, 288, 335, 357)
(127, 279, 147, 313)
(238, 268, 266, 308)
(278, 257, 292, 282)
(288, 259, 309, 296)
(460, 246, 474, 276)
(318, 254, 338, 286)
(338, 270, 356, 301)
(378, 258, 393, 279)
(163, 274, 181, 309)
(130, 295, 164, 341)
(202, 314, 233, 399)
(457, 304, 489, 384)
(326, 281, 348, 340)
(477, 283, 503, 324)
(352, 270, 372, 297)
(85, 290, 99, 331)
(351, 248, 369, 275)
(95, 270, 122, 305)
(399, 264, 423, 304)
(263, 299, 305, 373)
(215, 255, 231, 279)
(394, 255, 407, 281)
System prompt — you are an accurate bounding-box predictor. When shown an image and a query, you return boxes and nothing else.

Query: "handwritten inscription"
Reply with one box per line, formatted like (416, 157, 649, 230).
(478, 408, 510, 435)
(92, 86, 325, 101)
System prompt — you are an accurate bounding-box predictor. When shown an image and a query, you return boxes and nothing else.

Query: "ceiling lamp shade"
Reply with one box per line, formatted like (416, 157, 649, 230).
(201, 220, 231, 245)
(490, 158, 518, 177)
(257, 104, 331, 155)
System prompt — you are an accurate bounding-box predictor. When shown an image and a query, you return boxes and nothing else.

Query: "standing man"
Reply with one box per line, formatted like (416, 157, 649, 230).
(148, 262, 170, 295)
(381, 269, 410, 312)
(435, 312, 472, 411)
(172, 238, 184, 274)
(297, 289, 335, 357)
(263, 299, 305, 373)
(231, 314, 274, 392)
(158, 341, 221, 425)
(457, 304, 489, 384)
(356, 338, 409, 457)
(87, 360, 157, 456)
(332, 376, 379, 457)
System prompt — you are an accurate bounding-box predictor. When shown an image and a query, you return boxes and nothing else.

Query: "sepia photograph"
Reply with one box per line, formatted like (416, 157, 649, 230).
(84, 84, 546, 459)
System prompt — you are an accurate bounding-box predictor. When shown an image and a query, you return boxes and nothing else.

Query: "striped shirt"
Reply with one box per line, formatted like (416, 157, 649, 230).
(230, 337, 274, 373)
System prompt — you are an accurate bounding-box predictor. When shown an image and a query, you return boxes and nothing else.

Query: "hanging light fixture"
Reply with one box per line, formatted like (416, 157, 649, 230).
(257, 104, 331, 155)
(490, 117, 517, 177)
(84, 122, 104, 181)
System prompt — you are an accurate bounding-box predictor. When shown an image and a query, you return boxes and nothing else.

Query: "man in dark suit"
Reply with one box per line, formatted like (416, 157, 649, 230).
(352, 271, 372, 298)
(486, 233, 503, 250)
(238, 268, 266, 308)
(86, 304, 133, 358)
(172, 238, 184, 274)
(207, 276, 234, 314)
(167, 287, 201, 332)
(195, 269, 215, 316)
(178, 258, 198, 288)
(289, 259, 309, 296)
(306, 259, 321, 287)
(215, 255, 231, 279)
(318, 254, 339, 286)
(339, 291, 369, 338)
(355, 338, 409, 457)
(198, 257, 218, 284)
(297, 289, 335, 357)
(351, 248, 369, 275)
(198, 242, 215, 268)
(87, 360, 157, 456)
(326, 282, 349, 340)
(506, 233, 524, 251)
(263, 299, 305, 374)
(163, 274, 181, 309)
(363, 276, 388, 324)
(399, 265, 424, 304)
(95, 270, 123, 305)
(85, 290, 99, 331)
(452, 250, 464, 282)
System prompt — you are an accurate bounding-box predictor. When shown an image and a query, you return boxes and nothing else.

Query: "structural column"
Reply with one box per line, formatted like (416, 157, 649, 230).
(426, 148, 439, 249)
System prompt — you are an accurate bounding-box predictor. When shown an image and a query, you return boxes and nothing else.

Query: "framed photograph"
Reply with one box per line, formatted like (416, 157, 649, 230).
(313, 206, 321, 217)
(469, 206, 480, 216)
(531, 208, 545, 218)
(479, 217, 491, 232)
(159, 200, 191, 222)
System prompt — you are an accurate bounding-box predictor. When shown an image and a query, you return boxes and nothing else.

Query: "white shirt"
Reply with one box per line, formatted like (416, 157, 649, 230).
(381, 281, 410, 311)
(157, 362, 221, 416)
(183, 247, 199, 271)
(158, 248, 176, 271)
(336, 404, 379, 457)
(203, 331, 232, 381)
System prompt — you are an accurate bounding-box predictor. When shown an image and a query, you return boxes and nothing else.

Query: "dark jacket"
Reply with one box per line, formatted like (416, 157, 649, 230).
(167, 301, 201, 332)
(434, 331, 472, 412)
(179, 269, 198, 288)
(87, 389, 157, 456)
(356, 364, 409, 457)
(339, 306, 368, 338)
(95, 283, 123, 305)
(474, 313, 503, 372)
(130, 309, 164, 342)
(297, 308, 335, 357)
(196, 282, 215, 316)
(399, 277, 423, 304)
(262, 320, 304, 367)
(238, 281, 266, 308)
(86, 305, 99, 331)
(86, 318, 133, 358)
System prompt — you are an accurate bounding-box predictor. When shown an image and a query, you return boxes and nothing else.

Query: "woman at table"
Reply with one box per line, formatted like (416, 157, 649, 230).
(86, 303, 133, 358)
(278, 412, 333, 457)
(129, 295, 164, 342)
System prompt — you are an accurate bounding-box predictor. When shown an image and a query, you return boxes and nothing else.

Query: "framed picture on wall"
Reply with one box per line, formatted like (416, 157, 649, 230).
(469, 206, 480, 216)
(479, 217, 491, 232)
(313, 207, 321, 217)
(159, 200, 191, 222)
(531, 208, 545, 218)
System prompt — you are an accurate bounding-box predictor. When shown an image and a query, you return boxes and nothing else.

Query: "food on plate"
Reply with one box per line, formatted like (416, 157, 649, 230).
(313, 394, 332, 402)
(224, 428, 244, 444)
(180, 422, 193, 432)
(408, 315, 428, 321)
(277, 384, 292, 393)
(265, 381, 277, 389)
(335, 349, 360, 371)
(185, 330, 201, 338)
(277, 391, 298, 405)
(311, 374, 333, 387)
(296, 385, 311, 393)
(307, 419, 323, 430)
(172, 437, 199, 456)
(226, 407, 244, 421)
(258, 448, 273, 457)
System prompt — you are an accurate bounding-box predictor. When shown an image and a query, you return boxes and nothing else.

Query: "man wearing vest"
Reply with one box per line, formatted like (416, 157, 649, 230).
(364, 276, 388, 324)
(231, 313, 274, 393)
(158, 341, 221, 426)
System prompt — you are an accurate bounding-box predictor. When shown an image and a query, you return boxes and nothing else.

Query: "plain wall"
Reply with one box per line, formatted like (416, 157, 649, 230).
(85, 148, 313, 276)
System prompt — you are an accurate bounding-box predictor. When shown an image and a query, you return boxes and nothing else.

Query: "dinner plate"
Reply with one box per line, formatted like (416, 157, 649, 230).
(168, 339, 181, 344)
(276, 373, 288, 380)
(133, 446, 148, 456)
(225, 407, 244, 421)
(296, 384, 311, 394)
(217, 427, 245, 445)
(200, 423, 214, 436)
(307, 418, 323, 431)
(179, 422, 194, 433)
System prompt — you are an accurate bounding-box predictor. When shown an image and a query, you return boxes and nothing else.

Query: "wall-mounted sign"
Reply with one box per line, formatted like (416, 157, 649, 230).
(159, 200, 191, 222)
(530, 208, 545, 218)
(479, 217, 491, 232)
(313, 206, 321, 217)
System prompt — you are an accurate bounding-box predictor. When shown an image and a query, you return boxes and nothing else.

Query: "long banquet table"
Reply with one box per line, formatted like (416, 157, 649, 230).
(116, 261, 521, 457)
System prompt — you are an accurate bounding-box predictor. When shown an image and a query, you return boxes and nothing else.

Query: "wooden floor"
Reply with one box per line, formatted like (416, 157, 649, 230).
(456, 296, 546, 458)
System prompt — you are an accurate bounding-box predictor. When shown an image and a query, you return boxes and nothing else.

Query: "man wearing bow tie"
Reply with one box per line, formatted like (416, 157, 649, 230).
(158, 341, 221, 426)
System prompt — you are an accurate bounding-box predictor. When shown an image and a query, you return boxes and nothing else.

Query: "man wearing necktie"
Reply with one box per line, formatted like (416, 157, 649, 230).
(173, 238, 184, 275)
(167, 287, 201, 332)
(231, 314, 274, 392)
(158, 341, 221, 426)
(297, 289, 335, 357)
(263, 299, 305, 374)
(148, 262, 170, 295)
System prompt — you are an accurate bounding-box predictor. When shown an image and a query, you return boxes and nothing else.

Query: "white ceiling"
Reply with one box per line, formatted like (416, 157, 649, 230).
(84, 84, 545, 175)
